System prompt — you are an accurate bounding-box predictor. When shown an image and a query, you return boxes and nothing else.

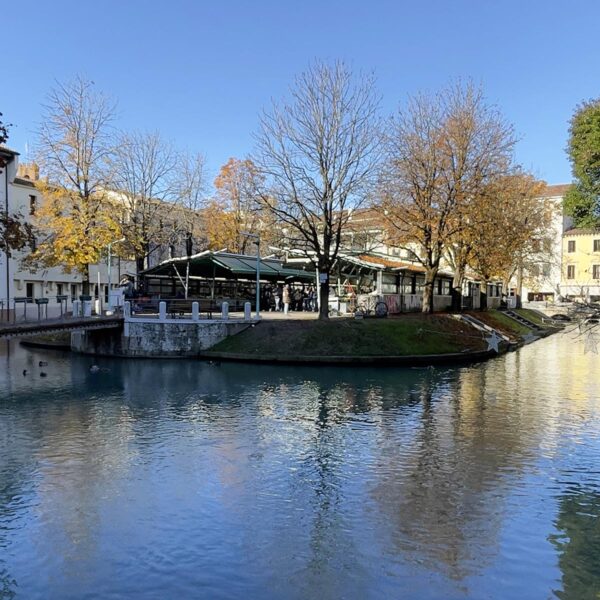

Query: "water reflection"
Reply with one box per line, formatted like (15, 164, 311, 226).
(550, 487, 600, 600)
(0, 332, 599, 598)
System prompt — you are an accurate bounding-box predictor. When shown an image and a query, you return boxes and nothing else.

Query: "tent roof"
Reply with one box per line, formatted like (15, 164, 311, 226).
(141, 250, 314, 282)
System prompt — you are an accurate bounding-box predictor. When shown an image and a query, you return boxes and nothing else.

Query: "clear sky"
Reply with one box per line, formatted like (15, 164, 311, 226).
(3, 0, 600, 186)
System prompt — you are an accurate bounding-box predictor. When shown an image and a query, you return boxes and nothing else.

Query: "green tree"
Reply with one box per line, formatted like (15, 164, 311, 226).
(565, 98, 600, 227)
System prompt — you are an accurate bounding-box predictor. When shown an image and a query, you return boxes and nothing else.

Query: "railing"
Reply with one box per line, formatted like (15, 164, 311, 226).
(124, 300, 256, 324)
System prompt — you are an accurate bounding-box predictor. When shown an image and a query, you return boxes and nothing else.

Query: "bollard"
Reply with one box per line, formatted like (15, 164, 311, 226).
(221, 301, 229, 320)
(83, 300, 92, 318)
(192, 302, 199, 321)
(159, 301, 167, 321)
(244, 302, 251, 320)
(124, 301, 131, 319)
(72, 300, 81, 317)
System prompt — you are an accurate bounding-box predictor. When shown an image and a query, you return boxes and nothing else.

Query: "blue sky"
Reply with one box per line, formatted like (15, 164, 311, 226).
(3, 0, 600, 186)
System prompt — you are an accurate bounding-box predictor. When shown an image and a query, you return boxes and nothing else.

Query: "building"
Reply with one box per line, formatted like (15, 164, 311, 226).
(561, 228, 600, 302)
(521, 184, 572, 303)
(0, 148, 136, 321)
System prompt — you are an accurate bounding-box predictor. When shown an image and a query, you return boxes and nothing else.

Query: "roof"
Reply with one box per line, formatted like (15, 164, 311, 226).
(141, 250, 315, 282)
(563, 227, 600, 236)
(541, 184, 571, 197)
(344, 253, 454, 278)
(0, 145, 19, 157)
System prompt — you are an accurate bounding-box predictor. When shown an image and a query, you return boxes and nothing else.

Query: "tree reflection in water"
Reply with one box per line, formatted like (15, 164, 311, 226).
(550, 487, 600, 600)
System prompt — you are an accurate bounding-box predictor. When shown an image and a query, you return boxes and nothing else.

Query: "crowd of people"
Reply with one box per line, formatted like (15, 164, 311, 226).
(262, 283, 317, 314)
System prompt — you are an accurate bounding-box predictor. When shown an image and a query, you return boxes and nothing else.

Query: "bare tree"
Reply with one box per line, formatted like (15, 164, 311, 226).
(174, 150, 208, 253)
(34, 76, 118, 294)
(254, 61, 381, 319)
(381, 82, 516, 313)
(112, 131, 179, 281)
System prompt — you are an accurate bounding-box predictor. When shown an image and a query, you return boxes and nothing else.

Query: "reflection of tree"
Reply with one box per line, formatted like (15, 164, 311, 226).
(373, 366, 541, 582)
(550, 488, 600, 600)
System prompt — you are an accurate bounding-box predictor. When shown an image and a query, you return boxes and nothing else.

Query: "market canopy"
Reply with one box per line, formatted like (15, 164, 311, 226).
(141, 250, 315, 283)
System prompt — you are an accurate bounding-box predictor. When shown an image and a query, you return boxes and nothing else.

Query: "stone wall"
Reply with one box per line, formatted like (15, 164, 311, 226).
(71, 320, 251, 357)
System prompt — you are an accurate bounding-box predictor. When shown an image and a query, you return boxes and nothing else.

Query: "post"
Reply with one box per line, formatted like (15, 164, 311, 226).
(256, 239, 260, 318)
(244, 301, 251, 320)
(108, 241, 112, 302)
(192, 301, 199, 321)
(159, 301, 167, 321)
(222, 301, 229, 320)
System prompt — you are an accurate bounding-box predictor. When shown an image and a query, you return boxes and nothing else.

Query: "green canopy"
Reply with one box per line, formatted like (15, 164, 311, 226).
(142, 251, 314, 283)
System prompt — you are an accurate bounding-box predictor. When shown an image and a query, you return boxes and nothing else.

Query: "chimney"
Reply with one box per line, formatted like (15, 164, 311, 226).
(17, 162, 40, 181)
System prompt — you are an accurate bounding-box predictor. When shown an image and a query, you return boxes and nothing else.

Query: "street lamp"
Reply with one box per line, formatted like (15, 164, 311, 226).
(241, 231, 260, 318)
(107, 237, 126, 308)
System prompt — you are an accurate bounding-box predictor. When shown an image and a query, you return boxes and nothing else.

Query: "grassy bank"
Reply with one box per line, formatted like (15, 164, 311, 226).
(469, 308, 554, 340)
(210, 314, 488, 358)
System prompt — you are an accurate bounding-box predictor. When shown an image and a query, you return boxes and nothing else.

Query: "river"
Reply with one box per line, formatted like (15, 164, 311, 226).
(0, 331, 599, 599)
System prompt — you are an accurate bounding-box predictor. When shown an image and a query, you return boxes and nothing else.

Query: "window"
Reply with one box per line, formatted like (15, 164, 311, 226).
(594, 265, 600, 280)
(594, 240, 600, 252)
(26, 282, 34, 300)
(568, 240, 576, 253)
(71, 284, 77, 301)
(56, 283, 63, 296)
(567, 265, 575, 279)
(29, 195, 36, 215)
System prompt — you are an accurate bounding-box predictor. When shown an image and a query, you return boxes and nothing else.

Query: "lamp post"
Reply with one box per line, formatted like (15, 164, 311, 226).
(241, 232, 260, 318)
(107, 237, 126, 308)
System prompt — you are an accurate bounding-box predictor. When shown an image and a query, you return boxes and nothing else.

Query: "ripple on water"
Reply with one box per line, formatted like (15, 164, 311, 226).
(0, 336, 600, 598)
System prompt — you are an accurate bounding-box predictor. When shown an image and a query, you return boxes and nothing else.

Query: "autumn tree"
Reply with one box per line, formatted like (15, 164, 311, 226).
(381, 82, 516, 313)
(254, 61, 381, 319)
(564, 98, 600, 227)
(30, 76, 120, 294)
(112, 130, 179, 281)
(211, 157, 268, 253)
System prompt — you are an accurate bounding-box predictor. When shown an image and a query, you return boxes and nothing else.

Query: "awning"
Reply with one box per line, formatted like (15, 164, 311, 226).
(141, 250, 315, 283)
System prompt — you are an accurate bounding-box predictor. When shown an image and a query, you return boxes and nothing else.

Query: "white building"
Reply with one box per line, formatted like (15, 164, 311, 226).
(0, 147, 135, 321)
(521, 184, 572, 303)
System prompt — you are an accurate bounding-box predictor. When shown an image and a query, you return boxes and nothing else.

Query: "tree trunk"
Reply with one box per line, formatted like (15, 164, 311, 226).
(422, 268, 437, 313)
(479, 280, 488, 310)
(81, 264, 90, 296)
(451, 264, 465, 312)
(516, 263, 523, 309)
(319, 275, 330, 320)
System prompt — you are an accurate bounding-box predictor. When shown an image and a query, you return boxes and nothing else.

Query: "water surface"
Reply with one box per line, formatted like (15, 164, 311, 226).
(0, 332, 599, 599)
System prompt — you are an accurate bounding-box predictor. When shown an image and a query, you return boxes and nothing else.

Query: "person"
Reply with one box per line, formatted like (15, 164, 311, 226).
(283, 284, 291, 315)
(276, 285, 283, 311)
(293, 286, 303, 312)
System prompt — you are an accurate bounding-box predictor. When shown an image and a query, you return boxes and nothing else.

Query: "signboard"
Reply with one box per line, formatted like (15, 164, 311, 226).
(319, 273, 328, 284)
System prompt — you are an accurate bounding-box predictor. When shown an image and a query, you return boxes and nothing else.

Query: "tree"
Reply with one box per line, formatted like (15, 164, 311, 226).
(112, 131, 179, 281)
(30, 76, 119, 294)
(174, 151, 208, 253)
(213, 157, 266, 254)
(564, 98, 600, 227)
(254, 61, 381, 319)
(465, 172, 549, 309)
(381, 82, 516, 313)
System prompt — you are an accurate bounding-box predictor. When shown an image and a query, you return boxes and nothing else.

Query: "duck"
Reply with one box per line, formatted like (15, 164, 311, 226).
(40, 372, 47, 377)
(22, 369, 27, 376)
(39, 361, 48, 367)
(89, 365, 100, 373)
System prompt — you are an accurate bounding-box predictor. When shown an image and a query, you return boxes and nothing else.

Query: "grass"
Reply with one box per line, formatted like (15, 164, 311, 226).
(515, 308, 549, 327)
(210, 314, 487, 357)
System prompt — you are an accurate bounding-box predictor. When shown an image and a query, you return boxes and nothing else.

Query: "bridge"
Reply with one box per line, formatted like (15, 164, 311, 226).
(0, 315, 123, 340)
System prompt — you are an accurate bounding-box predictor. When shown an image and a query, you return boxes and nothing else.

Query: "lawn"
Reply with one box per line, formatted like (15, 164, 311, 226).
(210, 314, 487, 357)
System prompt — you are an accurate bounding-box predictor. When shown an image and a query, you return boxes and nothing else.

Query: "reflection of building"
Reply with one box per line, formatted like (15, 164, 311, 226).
(561, 228, 600, 302)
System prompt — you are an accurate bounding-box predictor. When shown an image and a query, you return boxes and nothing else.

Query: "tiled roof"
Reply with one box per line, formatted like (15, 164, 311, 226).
(541, 184, 571, 197)
(563, 227, 600, 236)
